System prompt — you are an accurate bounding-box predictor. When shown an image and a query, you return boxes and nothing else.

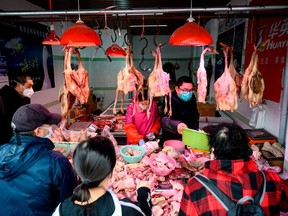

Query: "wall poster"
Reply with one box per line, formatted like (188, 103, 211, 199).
(0, 22, 55, 91)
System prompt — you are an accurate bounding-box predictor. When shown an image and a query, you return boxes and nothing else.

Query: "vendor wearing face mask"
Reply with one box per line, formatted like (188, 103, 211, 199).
(160, 76, 199, 146)
(0, 75, 34, 145)
(124, 90, 161, 145)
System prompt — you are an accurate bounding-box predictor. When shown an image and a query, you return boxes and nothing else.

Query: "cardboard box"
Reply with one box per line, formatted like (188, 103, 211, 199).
(197, 103, 216, 117)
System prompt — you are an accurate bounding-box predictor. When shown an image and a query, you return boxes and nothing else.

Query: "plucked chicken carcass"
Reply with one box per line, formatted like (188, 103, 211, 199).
(241, 48, 257, 102)
(64, 48, 90, 104)
(59, 48, 90, 117)
(113, 44, 144, 115)
(228, 46, 242, 98)
(241, 39, 269, 107)
(196, 46, 218, 103)
(214, 43, 238, 111)
(247, 53, 264, 107)
(147, 45, 172, 117)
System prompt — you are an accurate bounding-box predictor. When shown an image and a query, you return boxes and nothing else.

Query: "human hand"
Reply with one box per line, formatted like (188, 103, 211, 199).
(139, 139, 145, 146)
(177, 123, 188, 134)
(146, 132, 155, 141)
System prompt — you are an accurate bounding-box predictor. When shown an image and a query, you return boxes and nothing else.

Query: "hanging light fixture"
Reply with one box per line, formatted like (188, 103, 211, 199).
(42, 0, 60, 45)
(169, 0, 213, 46)
(106, 44, 126, 57)
(60, 0, 101, 47)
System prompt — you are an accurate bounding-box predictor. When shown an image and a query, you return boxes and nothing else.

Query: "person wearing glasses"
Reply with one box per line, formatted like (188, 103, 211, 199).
(160, 76, 199, 146)
(0, 75, 34, 145)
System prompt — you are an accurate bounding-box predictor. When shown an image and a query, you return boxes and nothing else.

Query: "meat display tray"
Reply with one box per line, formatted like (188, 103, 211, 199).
(245, 129, 277, 140)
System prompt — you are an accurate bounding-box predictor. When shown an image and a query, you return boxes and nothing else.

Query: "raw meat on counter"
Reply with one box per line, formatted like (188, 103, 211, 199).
(109, 143, 210, 216)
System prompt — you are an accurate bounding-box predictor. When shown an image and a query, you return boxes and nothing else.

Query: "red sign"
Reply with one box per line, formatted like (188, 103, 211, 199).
(245, 0, 287, 102)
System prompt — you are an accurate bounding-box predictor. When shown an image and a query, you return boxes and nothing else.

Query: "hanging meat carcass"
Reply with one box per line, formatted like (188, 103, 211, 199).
(113, 69, 125, 114)
(59, 48, 90, 117)
(247, 53, 265, 107)
(241, 48, 257, 102)
(196, 46, 218, 103)
(147, 45, 172, 118)
(241, 39, 269, 107)
(214, 43, 238, 111)
(129, 50, 145, 100)
(58, 83, 76, 118)
(113, 44, 144, 115)
(228, 46, 242, 98)
(71, 49, 90, 104)
(63, 48, 90, 104)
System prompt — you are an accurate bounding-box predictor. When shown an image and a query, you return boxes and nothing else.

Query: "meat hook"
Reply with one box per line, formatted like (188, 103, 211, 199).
(111, 26, 117, 44)
(124, 33, 130, 45)
(153, 27, 166, 48)
(139, 37, 150, 71)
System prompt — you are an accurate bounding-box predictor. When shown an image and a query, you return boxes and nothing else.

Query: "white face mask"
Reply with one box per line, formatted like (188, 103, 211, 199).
(23, 88, 34, 98)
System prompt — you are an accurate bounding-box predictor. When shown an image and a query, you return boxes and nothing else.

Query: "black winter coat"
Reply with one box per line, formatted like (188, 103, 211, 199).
(160, 91, 199, 144)
(0, 85, 30, 144)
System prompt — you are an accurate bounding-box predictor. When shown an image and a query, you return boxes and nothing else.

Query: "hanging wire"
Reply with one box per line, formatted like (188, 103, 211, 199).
(187, 0, 195, 22)
(77, 0, 81, 20)
(104, 11, 110, 36)
(141, 15, 145, 38)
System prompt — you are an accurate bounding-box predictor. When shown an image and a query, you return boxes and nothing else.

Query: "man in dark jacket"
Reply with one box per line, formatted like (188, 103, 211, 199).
(0, 75, 34, 145)
(160, 76, 199, 146)
(0, 104, 78, 216)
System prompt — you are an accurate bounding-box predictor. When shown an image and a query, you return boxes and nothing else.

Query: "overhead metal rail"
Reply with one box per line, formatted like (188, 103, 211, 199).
(0, 5, 287, 17)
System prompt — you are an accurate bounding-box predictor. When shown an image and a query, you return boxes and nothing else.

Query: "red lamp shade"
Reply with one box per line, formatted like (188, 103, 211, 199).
(60, 20, 101, 47)
(169, 20, 213, 46)
(42, 24, 60, 45)
(106, 44, 126, 57)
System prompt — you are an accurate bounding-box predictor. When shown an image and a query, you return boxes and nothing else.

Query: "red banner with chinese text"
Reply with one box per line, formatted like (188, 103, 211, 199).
(245, 0, 287, 102)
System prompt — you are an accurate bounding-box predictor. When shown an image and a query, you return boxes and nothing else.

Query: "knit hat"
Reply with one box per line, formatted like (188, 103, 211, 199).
(11, 104, 62, 132)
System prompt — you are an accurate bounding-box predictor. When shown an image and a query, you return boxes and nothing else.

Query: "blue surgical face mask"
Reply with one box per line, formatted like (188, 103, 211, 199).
(179, 91, 192, 102)
(44, 126, 53, 139)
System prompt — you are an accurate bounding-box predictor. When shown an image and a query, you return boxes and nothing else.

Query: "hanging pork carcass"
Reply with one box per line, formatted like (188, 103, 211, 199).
(147, 45, 172, 118)
(214, 43, 238, 111)
(196, 46, 218, 103)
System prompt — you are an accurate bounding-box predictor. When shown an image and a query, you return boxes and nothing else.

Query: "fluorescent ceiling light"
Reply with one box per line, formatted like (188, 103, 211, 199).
(129, 24, 167, 28)
(114, 13, 163, 16)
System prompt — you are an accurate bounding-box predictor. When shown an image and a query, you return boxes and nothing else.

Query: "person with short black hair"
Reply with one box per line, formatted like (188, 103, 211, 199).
(179, 123, 288, 216)
(0, 75, 34, 144)
(0, 103, 77, 216)
(53, 136, 152, 216)
(160, 76, 199, 146)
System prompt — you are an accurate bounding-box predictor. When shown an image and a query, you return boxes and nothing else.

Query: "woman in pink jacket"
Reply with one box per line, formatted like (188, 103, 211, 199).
(124, 91, 161, 145)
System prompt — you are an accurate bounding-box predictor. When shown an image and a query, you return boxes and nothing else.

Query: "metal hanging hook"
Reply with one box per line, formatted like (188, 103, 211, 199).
(111, 26, 117, 43)
(139, 37, 150, 71)
(153, 21, 166, 47)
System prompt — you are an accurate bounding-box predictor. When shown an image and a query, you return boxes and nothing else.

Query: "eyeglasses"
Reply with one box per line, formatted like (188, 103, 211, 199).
(178, 87, 193, 93)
